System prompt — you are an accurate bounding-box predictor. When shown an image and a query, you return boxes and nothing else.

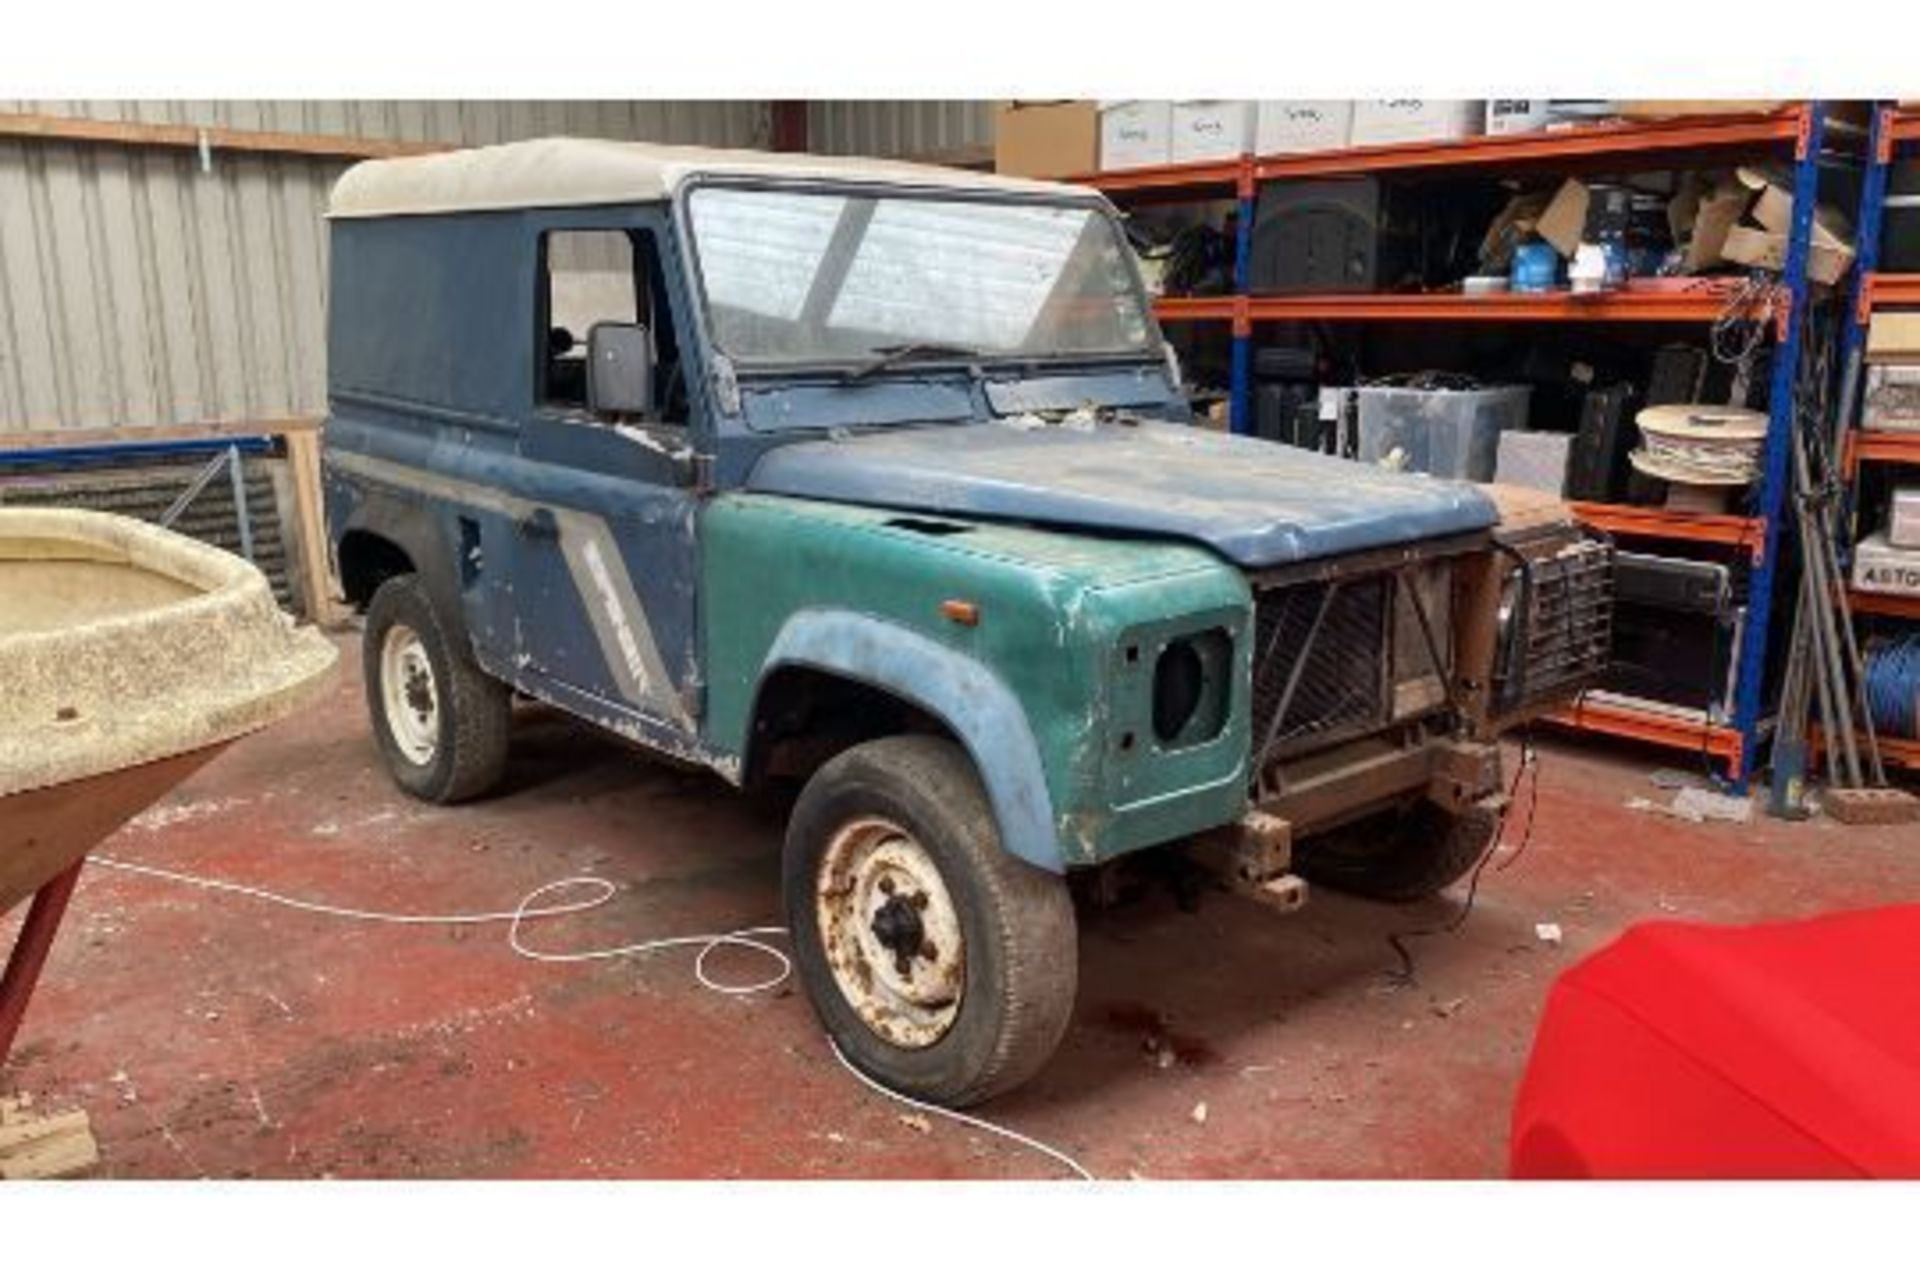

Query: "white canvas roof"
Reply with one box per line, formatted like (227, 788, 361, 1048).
(328, 136, 1090, 219)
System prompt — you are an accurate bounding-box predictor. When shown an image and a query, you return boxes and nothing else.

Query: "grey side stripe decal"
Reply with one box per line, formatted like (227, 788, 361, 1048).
(329, 448, 533, 520)
(554, 509, 689, 728)
(331, 448, 692, 730)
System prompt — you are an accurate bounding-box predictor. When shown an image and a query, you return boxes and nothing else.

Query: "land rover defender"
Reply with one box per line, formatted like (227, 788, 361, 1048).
(322, 138, 1612, 1105)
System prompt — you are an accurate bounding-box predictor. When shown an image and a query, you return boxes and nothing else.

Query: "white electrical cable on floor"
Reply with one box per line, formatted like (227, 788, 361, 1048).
(89, 858, 790, 994)
(823, 1035, 1094, 1181)
(85, 854, 1094, 1178)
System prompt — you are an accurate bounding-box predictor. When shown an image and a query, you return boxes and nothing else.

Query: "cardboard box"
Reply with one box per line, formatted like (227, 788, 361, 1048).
(1478, 189, 1554, 272)
(1721, 223, 1855, 286)
(1255, 100, 1352, 154)
(1744, 168, 1856, 245)
(1486, 99, 1551, 136)
(1171, 100, 1254, 163)
(1670, 170, 1850, 274)
(1099, 100, 1173, 171)
(1536, 178, 1591, 257)
(1869, 313, 1920, 362)
(993, 101, 1098, 179)
(1350, 100, 1481, 146)
(1679, 178, 1754, 272)
(1618, 100, 1789, 119)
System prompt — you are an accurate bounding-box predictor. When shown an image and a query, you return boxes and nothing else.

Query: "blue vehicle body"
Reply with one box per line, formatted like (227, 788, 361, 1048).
(746, 417, 1497, 568)
(318, 154, 1593, 878)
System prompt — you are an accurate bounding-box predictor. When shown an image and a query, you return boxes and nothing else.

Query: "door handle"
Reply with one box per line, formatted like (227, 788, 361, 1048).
(518, 507, 560, 540)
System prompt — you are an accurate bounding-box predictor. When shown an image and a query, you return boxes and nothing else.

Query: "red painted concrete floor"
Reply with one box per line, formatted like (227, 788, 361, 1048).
(5, 632, 1918, 1179)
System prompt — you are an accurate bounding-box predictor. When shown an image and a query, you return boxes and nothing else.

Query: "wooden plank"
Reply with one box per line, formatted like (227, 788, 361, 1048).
(0, 1099, 98, 1180)
(0, 111, 449, 161)
(284, 425, 345, 625)
(0, 415, 319, 454)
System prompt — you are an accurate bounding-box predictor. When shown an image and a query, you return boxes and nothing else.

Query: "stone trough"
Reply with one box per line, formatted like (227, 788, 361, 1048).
(0, 507, 336, 1060)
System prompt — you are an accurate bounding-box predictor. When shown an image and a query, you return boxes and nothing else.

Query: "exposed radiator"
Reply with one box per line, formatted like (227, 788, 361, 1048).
(1250, 576, 1388, 763)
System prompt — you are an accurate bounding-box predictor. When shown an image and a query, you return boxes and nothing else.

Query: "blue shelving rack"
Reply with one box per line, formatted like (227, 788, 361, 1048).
(1831, 103, 1920, 771)
(1082, 103, 1854, 791)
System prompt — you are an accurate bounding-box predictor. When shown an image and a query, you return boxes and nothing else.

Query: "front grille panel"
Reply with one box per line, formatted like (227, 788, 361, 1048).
(1494, 537, 1615, 713)
(1250, 577, 1388, 761)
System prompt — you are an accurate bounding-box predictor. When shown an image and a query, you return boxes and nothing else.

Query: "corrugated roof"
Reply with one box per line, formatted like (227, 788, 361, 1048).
(328, 136, 1084, 219)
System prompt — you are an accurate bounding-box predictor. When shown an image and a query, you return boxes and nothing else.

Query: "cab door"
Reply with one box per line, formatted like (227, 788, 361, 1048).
(509, 215, 704, 740)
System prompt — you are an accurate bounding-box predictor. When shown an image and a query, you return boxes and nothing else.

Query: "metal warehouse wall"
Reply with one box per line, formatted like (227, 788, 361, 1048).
(0, 100, 771, 437)
(805, 101, 994, 162)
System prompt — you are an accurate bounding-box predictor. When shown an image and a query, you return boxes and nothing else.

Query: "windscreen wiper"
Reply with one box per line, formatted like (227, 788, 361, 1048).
(839, 342, 988, 384)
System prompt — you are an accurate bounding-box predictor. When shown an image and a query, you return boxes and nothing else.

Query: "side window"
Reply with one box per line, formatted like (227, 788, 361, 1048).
(538, 228, 685, 417)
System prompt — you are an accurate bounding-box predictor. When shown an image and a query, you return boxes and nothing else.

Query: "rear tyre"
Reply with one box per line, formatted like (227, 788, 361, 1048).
(1292, 800, 1499, 902)
(363, 573, 511, 804)
(784, 735, 1077, 1108)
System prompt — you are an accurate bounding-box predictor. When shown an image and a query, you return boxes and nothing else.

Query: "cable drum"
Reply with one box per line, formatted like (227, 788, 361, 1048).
(1864, 632, 1920, 741)
(1629, 404, 1770, 487)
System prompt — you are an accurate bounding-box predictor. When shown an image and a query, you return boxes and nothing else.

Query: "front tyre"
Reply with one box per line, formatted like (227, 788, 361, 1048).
(784, 735, 1077, 1108)
(363, 573, 511, 804)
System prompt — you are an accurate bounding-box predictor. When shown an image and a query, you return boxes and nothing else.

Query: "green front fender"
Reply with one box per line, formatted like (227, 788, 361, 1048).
(700, 493, 1254, 870)
(755, 609, 1063, 871)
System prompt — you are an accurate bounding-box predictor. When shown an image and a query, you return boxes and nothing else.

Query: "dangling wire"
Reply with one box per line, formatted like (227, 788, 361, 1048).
(1384, 728, 1542, 987)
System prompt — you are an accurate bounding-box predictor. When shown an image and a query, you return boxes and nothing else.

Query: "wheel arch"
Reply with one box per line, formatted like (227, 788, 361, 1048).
(335, 491, 462, 625)
(746, 610, 1063, 874)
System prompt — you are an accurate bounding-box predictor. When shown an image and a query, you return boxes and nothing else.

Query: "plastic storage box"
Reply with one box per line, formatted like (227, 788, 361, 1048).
(1864, 365, 1920, 432)
(1255, 101, 1353, 154)
(1098, 101, 1173, 170)
(1854, 532, 1920, 598)
(1170, 100, 1255, 163)
(1893, 488, 1920, 550)
(1354, 384, 1529, 481)
(1350, 100, 1482, 147)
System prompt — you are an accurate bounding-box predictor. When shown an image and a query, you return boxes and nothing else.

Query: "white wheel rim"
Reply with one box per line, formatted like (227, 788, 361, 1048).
(380, 623, 440, 766)
(816, 817, 964, 1048)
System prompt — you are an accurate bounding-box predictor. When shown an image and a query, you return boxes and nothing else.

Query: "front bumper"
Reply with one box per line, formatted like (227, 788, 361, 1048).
(1183, 733, 1505, 905)
(1256, 733, 1505, 838)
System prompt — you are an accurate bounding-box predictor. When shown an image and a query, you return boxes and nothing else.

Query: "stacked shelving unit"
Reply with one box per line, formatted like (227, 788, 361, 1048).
(1079, 103, 1846, 788)
(1837, 104, 1920, 771)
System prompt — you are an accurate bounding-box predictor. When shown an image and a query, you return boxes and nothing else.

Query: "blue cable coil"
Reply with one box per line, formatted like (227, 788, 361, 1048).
(1864, 631, 1920, 741)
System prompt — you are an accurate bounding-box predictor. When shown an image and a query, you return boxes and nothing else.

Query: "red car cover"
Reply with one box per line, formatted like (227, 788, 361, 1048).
(1510, 904, 1920, 1178)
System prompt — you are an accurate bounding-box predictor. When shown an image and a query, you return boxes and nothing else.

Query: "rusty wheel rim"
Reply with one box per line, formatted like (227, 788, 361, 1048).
(815, 816, 964, 1049)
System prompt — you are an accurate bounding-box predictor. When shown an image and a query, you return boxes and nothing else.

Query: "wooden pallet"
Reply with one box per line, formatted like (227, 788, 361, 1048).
(0, 1095, 97, 1180)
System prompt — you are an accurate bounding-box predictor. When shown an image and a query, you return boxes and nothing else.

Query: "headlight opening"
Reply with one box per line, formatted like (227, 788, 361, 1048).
(1151, 628, 1232, 747)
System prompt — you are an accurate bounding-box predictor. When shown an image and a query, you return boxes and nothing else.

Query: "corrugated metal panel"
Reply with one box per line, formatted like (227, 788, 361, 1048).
(806, 101, 995, 161)
(0, 100, 771, 436)
(1, 452, 296, 610)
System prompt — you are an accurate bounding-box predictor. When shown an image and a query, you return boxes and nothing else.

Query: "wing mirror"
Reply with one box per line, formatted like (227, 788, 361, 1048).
(587, 321, 654, 417)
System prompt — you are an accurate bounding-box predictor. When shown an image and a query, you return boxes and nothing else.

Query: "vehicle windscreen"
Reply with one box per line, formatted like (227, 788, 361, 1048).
(685, 186, 1156, 368)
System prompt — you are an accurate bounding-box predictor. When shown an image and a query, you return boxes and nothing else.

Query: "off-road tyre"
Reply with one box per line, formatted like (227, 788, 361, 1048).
(363, 573, 511, 804)
(784, 734, 1077, 1107)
